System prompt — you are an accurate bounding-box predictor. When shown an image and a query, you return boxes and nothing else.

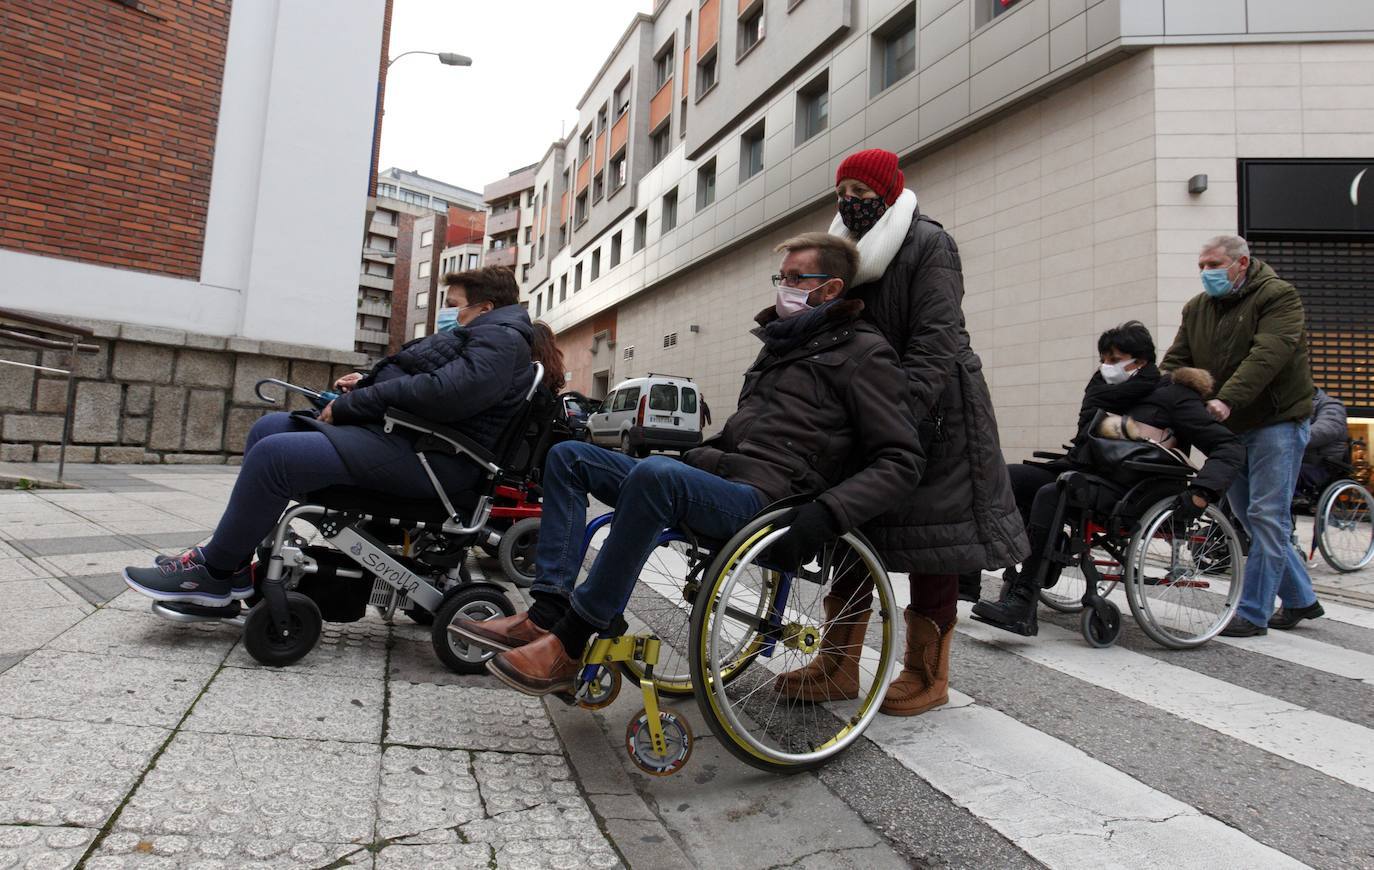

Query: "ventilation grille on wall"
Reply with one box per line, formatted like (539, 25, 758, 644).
(623, 345, 635, 360)
(663, 332, 678, 348)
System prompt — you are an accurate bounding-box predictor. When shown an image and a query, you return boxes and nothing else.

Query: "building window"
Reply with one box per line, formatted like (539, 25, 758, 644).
(651, 126, 671, 166)
(654, 38, 674, 89)
(697, 159, 716, 209)
(468, 253, 479, 268)
(874, 5, 917, 94)
(593, 172, 605, 202)
(419, 228, 434, 247)
(536, 295, 543, 316)
(662, 188, 678, 232)
(796, 71, 829, 145)
(524, 226, 532, 244)
(738, 5, 764, 58)
(539, 236, 546, 258)
(591, 249, 601, 280)
(610, 154, 627, 190)
(610, 231, 623, 268)
(979, 0, 1025, 25)
(562, 272, 571, 299)
(417, 260, 431, 279)
(698, 53, 718, 97)
(597, 103, 609, 132)
(415, 289, 429, 309)
(614, 77, 630, 118)
(558, 223, 568, 249)
(413, 323, 426, 339)
(522, 264, 530, 282)
(575, 192, 588, 226)
(580, 129, 593, 161)
(740, 121, 765, 180)
(633, 212, 647, 251)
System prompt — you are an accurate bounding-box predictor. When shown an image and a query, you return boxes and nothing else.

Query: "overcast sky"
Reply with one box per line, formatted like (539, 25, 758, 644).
(377, 0, 652, 194)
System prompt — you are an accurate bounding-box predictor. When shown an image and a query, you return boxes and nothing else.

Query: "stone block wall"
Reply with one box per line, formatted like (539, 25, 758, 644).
(0, 319, 367, 465)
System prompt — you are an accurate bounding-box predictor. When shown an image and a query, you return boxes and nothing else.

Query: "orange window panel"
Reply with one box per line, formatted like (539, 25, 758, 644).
(594, 132, 607, 173)
(698, 0, 720, 57)
(649, 80, 673, 131)
(610, 113, 629, 155)
(576, 160, 591, 193)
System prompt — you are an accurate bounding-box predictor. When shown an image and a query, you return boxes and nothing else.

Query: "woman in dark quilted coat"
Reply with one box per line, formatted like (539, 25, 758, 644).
(774, 149, 1028, 717)
(123, 267, 534, 609)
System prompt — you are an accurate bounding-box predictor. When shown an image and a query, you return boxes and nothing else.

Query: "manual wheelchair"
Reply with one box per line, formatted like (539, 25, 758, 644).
(151, 364, 558, 674)
(1292, 445, 1374, 573)
(1018, 445, 1247, 649)
(543, 501, 899, 777)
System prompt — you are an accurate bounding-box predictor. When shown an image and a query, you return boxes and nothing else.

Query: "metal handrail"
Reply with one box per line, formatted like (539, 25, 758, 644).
(0, 307, 102, 481)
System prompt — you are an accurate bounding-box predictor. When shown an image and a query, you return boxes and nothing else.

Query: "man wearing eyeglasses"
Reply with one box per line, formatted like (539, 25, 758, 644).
(453, 232, 922, 696)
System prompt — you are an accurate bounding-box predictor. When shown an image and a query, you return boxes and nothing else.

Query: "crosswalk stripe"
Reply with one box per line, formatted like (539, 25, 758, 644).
(954, 602, 1374, 793)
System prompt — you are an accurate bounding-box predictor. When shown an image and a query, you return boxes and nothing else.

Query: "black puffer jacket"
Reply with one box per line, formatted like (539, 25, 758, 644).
(299, 305, 534, 493)
(847, 214, 1028, 573)
(1117, 367, 1245, 498)
(683, 300, 921, 533)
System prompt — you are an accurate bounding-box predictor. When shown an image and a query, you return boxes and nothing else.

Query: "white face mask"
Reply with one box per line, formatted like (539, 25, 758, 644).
(1099, 360, 1135, 385)
(774, 286, 814, 319)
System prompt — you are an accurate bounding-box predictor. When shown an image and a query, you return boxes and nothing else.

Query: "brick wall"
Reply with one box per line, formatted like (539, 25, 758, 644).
(0, 0, 231, 279)
(370, 0, 394, 197)
(390, 214, 415, 353)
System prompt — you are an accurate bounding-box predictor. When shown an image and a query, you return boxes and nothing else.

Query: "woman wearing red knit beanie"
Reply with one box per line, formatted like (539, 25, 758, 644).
(773, 148, 1029, 718)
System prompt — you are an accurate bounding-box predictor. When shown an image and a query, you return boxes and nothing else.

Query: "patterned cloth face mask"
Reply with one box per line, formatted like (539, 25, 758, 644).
(837, 195, 888, 234)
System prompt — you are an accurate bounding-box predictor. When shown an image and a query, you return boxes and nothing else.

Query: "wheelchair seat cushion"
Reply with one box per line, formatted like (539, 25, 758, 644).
(306, 485, 478, 523)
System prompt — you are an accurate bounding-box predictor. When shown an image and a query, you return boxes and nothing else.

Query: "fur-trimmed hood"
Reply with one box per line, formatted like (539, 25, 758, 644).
(1166, 366, 1215, 397)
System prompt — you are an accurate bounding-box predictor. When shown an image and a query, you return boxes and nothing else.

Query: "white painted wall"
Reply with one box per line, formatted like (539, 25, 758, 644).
(0, 0, 385, 352)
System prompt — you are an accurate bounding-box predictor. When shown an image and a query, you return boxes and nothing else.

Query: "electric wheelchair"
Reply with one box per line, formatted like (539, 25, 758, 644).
(1018, 443, 1247, 649)
(151, 364, 559, 675)
(546, 501, 899, 777)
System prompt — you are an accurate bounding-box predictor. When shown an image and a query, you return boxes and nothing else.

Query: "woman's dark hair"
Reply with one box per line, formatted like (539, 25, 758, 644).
(1097, 320, 1156, 364)
(445, 266, 519, 308)
(531, 321, 566, 391)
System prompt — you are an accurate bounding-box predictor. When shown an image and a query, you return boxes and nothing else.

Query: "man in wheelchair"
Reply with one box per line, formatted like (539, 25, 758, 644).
(123, 267, 534, 606)
(972, 321, 1244, 636)
(453, 233, 922, 695)
(1297, 388, 1349, 498)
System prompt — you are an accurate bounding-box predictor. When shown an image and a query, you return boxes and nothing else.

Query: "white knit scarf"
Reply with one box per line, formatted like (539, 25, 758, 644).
(826, 188, 918, 287)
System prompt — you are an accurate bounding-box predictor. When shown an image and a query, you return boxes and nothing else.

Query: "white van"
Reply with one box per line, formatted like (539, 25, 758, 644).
(586, 374, 704, 457)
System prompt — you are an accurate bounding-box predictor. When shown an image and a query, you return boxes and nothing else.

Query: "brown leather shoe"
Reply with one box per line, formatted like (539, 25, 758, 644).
(487, 633, 580, 696)
(449, 611, 547, 652)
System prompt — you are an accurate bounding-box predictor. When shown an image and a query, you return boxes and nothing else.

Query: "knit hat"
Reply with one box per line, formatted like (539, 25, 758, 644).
(835, 149, 904, 206)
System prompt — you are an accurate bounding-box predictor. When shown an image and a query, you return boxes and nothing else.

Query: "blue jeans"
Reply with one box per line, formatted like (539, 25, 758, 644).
(531, 441, 766, 629)
(202, 413, 353, 569)
(1227, 419, 1318, 626)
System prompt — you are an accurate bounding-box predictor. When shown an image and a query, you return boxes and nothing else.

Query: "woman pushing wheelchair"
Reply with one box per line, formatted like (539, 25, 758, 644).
(123, 267, 537, 606)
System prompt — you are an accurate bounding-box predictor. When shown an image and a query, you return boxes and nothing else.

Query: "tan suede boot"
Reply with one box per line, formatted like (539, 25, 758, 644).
(880, 609, 953, 717)
(773, 593, 872, 702)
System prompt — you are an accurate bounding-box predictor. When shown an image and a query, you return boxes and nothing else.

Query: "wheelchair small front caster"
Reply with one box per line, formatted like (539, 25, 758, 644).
(575, 666, 621, 710)
(1081, 600, 1122, 648)
(625, 706, 693, 776)
(243, 592, 322, 666)
(431, 586, 516, 674)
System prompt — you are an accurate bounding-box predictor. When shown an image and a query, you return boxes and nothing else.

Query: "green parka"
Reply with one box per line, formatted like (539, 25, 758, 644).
(1161, 258, 1314, 433)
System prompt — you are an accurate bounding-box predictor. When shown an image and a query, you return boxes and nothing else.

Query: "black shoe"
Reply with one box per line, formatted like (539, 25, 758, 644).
(971, 567, 1038, 636)
(957, 572, 982, 603)
(124, 555, 253, 608)
(1268, 601, 1324, 630)
(1220, 615, 1267, 637)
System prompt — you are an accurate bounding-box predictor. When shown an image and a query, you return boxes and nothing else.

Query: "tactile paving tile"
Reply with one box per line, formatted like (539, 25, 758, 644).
(46, 607, 238, 664)
(223, 617, 389, 680)
(386, 684, 558, 753)
(376, 746, 483, 839)
(460, 806, 620, 869)
(0, 716, 166, 827)
(493, 837, 623, 870)
(0, 824, 97, 868)
(86, 834, 370, 869)
(471, 752, 582, 815)
(182, 667, 383, 743)
(374, 841, 492, 869)
(99, 731, 379, 867)
(0, 650, 216, 728)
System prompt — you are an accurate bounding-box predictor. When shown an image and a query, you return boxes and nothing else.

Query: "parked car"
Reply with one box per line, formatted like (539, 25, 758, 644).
(587, 374, 703, 457)
(560, 391, 601, 441)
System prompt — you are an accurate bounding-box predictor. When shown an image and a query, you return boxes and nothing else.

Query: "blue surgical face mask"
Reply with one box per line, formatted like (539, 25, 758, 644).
(1201, 267, 1235, 298)
(435, 307, 460, 333)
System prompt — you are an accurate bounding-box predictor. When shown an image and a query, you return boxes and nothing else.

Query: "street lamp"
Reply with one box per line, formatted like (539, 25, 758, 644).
(387, 50, 472, 69)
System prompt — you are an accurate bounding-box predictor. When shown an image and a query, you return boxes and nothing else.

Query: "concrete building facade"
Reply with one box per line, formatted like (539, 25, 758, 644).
(526, 0, 1374, 457)
(482, 166, 538, 292)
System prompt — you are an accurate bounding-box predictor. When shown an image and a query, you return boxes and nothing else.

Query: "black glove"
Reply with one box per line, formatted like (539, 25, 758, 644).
(1171, 488, 1208, 524)
(767, 503, 840, 569)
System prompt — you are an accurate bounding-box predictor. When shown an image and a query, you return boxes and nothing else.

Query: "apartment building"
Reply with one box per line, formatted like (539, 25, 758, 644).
(525, 0, 1374, 458)
(482, 165, 538, 292)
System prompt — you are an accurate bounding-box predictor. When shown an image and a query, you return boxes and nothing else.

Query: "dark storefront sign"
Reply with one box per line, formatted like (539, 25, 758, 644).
(1239, 159, 1374, 417)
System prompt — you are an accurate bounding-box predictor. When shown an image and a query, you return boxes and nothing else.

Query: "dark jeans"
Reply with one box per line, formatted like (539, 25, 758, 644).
(1005, 462, 1063, 587)
(530, 441, 765, 629)
(201, 413, 355, 569)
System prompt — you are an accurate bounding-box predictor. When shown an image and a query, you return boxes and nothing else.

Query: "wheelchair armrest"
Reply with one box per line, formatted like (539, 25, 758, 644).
(1032, 451, 1067, 460)
(1122, 459, 1191, 478)
(383, 408, 500, 473)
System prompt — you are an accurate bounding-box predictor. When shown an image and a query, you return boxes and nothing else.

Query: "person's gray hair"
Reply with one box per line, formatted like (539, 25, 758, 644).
(1201, 234, 1250, 261)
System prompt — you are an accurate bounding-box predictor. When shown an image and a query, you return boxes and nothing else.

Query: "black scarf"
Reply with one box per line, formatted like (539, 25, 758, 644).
(756, 300, 841, 355)
(1074, 363, 1161, 439)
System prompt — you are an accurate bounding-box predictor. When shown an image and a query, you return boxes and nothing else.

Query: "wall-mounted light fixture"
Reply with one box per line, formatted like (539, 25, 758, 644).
(689, 324, 700, 333)
(1188, 174, 1208, 194)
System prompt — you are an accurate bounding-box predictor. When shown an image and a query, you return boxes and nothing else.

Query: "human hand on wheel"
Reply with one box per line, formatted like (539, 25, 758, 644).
(1170, 489, 1208, 524)
(767, 503, 840, 569)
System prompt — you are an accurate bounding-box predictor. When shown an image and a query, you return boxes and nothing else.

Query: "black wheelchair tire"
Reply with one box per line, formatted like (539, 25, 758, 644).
(431, 586, 517, 674)
(498, 517, 540, 588)
(243, 592, 323, 666)
(1081, 601, 1121, 649)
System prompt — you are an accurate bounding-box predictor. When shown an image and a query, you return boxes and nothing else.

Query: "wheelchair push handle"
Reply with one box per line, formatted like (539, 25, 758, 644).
(254, 378, 340, 410)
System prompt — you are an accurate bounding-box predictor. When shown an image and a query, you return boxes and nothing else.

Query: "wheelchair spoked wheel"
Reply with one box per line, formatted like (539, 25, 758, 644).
(1126, 498, 1244, 649)
(690, 509, 897, 774)
(498, 517, 540, 588)
(431, 587, 517, 674)
(243, 592, 322, 666)
(1316, 480, 1374, 572)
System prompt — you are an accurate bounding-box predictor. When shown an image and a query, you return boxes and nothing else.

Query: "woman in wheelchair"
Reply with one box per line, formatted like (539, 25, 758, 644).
(123, 267, 535, 607)
(972, 321, 1245, 636)
(451, 233, 922, 697)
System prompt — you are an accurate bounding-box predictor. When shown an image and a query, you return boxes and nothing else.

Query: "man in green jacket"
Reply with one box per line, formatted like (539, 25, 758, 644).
(1162, 234, 1323, 637)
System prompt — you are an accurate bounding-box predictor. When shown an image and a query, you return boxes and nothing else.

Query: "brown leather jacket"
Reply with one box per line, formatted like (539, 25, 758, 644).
(683, 299, 921, 532)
